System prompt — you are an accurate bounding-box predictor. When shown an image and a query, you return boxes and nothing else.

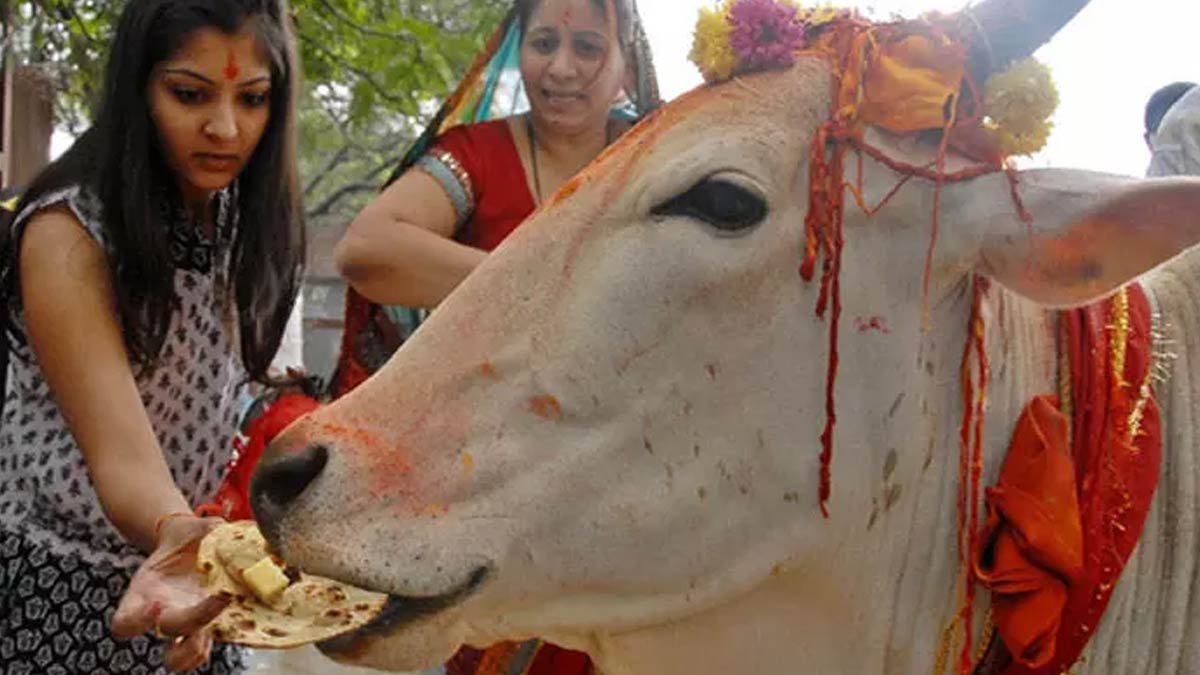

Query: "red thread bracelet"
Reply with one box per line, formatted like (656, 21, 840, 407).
(152, 511, 193, 545)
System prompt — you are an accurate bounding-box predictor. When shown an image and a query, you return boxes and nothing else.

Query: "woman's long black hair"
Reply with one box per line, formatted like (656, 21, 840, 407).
(0, 0, 305, 384)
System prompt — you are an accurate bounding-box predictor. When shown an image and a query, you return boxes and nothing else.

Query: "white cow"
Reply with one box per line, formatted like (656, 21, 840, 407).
(251, 8, 1200, 675)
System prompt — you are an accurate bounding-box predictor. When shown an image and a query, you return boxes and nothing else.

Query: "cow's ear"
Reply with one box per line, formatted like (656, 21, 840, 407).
(974, 171, 1200, 308)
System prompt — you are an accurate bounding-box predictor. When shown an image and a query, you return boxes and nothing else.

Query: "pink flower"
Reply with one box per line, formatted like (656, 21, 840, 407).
(728, 0, 807, 71)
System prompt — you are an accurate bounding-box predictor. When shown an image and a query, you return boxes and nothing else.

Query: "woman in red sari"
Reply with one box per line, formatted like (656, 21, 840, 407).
(336, 0, 652, 309)
(334, 1, 658, 673)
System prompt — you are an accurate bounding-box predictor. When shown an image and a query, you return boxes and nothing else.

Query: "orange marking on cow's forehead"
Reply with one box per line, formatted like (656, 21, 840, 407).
(593, 83, 761, 196)
(546, 174, 585, 208)
(593, 86, 717, 165)
(529, 395, 563, 421)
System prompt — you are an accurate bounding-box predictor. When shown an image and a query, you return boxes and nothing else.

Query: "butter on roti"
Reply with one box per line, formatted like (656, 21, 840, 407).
(197, 520, 387, 649)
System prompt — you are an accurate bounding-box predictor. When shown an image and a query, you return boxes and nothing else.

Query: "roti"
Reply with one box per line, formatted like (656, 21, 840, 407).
(196, 520, 388, 649)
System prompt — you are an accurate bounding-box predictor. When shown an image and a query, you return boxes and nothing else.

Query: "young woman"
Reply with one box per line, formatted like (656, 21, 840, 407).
(0, 0, 304, 671)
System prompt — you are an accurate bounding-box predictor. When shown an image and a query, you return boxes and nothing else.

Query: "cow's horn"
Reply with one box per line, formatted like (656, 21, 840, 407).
(960, 0, 1092, 79)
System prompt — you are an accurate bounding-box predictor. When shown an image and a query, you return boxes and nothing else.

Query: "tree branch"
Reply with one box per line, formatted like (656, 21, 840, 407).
(58, 1, 99, 46)
(304, 143, 353, 197)
(312, 0, 418, 41)
(306, 182, 377, 219)
(297, 32, 411, 105)
(306, 151, 405, 219)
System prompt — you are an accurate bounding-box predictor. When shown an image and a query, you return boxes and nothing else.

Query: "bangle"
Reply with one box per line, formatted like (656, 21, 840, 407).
(153, 511, 194, 544)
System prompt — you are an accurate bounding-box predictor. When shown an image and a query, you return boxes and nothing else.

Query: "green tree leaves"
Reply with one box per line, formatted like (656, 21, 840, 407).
(5, 0, 506, 226)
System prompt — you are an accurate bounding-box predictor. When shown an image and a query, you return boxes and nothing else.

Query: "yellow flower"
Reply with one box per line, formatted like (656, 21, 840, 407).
(983, 58, 1059, 156)
(690, 2, 740, 83)
(987, 119, 1054, 157)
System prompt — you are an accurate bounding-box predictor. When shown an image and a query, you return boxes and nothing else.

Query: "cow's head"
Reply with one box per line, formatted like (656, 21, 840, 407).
(251, 3, 1200, 672)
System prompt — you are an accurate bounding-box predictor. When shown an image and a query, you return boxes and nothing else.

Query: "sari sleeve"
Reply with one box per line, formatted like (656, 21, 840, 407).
(414, 125, 482, 228)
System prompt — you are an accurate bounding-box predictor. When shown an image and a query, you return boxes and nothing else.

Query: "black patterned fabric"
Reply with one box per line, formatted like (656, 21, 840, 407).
(0, 529, 244, 674)
(0, 186, 248, 671)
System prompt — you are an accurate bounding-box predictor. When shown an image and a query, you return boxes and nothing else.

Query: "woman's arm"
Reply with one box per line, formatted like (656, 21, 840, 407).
(20, 208, 192, 553)
(335, 168, 487, 308)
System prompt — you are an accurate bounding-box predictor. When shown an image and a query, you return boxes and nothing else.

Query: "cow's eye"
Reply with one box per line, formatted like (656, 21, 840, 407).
(651, 175, 767, 234)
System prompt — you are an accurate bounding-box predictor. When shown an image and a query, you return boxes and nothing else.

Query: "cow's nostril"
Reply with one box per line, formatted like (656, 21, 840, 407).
(251, 444, 329, 534)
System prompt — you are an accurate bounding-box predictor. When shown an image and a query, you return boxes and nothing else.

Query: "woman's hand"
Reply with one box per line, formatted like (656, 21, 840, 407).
(112, 515, 230, 672)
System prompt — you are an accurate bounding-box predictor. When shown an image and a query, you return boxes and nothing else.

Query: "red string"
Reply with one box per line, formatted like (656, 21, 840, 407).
(849, 138, 997, 183)
(800, 25, 1008, 559)
(955, 290, 975, 672)
(807, 25, 866, 516)
(1005, 165, 1035, 236)
(956, 277, 990, 674)
(817, 138, 848, 518)
(792, 18, 1025, 672)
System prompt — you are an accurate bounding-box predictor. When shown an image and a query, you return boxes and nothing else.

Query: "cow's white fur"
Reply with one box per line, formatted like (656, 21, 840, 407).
(263, 58, 1200, 673)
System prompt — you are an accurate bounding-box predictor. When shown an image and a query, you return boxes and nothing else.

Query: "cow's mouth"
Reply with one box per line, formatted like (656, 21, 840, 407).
(317, 565, 492, 655)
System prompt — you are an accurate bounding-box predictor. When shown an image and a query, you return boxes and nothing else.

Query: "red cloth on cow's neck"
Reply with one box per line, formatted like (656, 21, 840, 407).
(973, 285, 1162, 674)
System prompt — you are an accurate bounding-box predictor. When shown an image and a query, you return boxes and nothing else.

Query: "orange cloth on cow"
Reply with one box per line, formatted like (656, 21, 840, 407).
(975, 286, 1162, 675)
(856, 33, 968, 133)
(974, 395, 1082, 668)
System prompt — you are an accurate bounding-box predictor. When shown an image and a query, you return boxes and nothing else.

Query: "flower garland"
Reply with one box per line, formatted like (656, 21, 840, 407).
(689, 0, 1058, 159)
(982, 57, 1059, 158)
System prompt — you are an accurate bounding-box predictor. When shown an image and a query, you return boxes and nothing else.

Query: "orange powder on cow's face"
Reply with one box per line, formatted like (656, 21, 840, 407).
(529, 395, 563, 421)
(320, 422, 412, 497)
(547, 175, 585, 208)
(320, 422, 402, 466)
(478, 362, 500, 381)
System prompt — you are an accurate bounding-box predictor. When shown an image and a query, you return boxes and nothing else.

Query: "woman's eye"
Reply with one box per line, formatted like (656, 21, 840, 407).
(241, 91, 270, 107)
(651, 177, 769, 234)
(530, 36, 558, 55)
(573, 38, 605, 60)
(171, 87, 206, 104)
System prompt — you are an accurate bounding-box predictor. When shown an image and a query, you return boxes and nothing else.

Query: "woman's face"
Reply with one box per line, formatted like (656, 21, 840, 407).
(520, 0, 627, 135)
(148, 26, 272, 205)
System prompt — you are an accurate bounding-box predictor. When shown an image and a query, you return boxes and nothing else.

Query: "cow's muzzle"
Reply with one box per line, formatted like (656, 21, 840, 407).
(250, 443, 328, 544)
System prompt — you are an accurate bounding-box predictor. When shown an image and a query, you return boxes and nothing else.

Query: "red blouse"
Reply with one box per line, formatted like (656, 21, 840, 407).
(429, 119, 537, 252)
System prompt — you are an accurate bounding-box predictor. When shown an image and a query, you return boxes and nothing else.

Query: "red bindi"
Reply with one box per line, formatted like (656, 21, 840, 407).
(224, 51, 240, 81)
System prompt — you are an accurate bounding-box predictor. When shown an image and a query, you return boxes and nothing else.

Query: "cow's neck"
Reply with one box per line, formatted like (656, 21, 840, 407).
(1066, 249, 1200, 675)
(862, 283, 1061, 673)
(592, 283, 1059, 675)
